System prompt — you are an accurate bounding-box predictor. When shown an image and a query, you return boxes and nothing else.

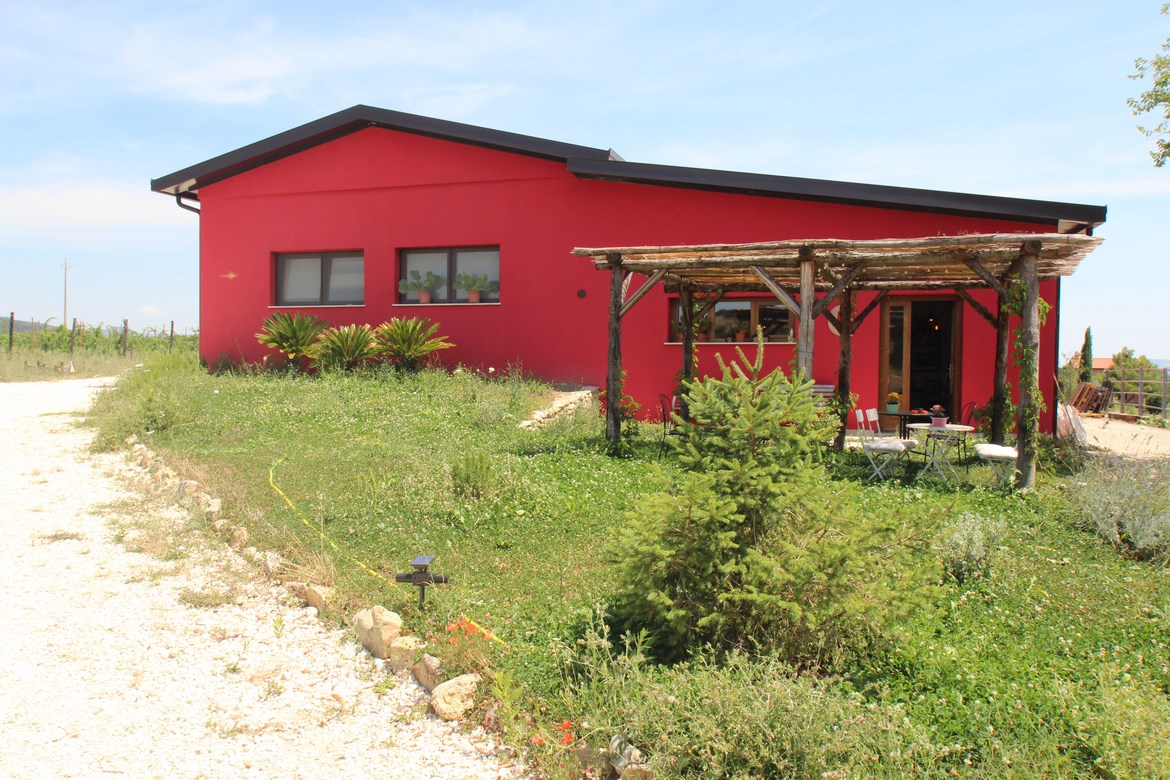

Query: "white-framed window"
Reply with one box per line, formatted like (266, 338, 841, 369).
(399, 247, 500, 303)
(669, 298, 793, 342)
(275, 252, 364, 305)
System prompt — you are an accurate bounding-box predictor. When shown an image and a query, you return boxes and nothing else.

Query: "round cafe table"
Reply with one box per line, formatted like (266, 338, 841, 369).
(906, 422, 976, 482)
(877, 410, 932, 438)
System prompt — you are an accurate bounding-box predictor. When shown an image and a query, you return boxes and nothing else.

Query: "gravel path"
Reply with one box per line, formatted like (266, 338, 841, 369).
(0, 378, 525, 780)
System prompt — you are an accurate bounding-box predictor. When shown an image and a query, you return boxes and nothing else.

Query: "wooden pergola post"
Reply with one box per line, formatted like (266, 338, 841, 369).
(1015, 240, 1042, 490)
(605, 252, 624, 445)
(797, 246, 815, 379)
(833, 288, 854, 451)
(679, 285, 695, 419)
(992, 297, 1010, 444)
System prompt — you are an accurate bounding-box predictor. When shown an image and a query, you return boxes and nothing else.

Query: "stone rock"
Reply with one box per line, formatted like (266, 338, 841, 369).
(575, 744, 614, 778)
(124, 434, 139, 446)
(178, 480, 198, 495)
(131, 443, 147, 456)
(242, 546, 259, 561)
(353, 606, 403, 659)
(287, 581, 307, 599)
(261, 552, 284, 578)
(430, 673, 480, 721)
(610, 735, 649, 777)
(412, 653, 444, 693)
(304, 584, 333, 611)
(388, 635, 424, 670)
(210, 518, 228, 535)
(206, 498, 222, 514)
(228, 526, 249, 549)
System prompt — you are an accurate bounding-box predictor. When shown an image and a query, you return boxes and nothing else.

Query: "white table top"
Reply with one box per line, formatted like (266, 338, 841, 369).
(906, 423, 975, 433)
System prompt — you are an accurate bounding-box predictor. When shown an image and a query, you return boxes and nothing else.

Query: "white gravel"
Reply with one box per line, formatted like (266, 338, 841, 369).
(0, 377, 527, 780)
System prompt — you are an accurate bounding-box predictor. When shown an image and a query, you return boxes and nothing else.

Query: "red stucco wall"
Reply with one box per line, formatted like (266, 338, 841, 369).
(196, 127, 1061, 432)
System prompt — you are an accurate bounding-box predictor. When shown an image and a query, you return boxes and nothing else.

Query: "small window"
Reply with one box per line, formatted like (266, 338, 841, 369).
(669, 299, 793, 342)
(275, 252, 364, 305)
(399, 247, 500, 303)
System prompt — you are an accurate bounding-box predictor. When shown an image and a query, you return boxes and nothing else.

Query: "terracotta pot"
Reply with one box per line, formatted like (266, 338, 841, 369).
(418, 290, 432, 304)
(468, 289, 481, 304)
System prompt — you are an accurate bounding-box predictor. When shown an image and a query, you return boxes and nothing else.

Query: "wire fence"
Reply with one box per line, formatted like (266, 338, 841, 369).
(4, 311, 197, 358)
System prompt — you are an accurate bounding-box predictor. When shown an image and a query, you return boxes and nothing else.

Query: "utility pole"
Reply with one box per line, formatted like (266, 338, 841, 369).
(63, 259, 69, 325)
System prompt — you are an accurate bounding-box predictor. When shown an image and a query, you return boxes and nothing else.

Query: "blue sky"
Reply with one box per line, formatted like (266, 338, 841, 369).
(2, 1, 1168, 361)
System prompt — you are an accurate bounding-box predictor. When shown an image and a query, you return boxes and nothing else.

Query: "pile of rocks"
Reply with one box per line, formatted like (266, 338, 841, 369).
(353, 605, 481, 722)
(518, 387, 597, 430)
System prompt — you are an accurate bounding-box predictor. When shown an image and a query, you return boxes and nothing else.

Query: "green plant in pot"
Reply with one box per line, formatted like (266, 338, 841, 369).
(399, 270, 445, 304)
(454, 272, 499, 303)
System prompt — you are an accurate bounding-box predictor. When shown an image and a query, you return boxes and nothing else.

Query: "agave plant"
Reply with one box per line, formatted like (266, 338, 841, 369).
(374, 317, 454, 372)
(255, 312, 327, 368)
(310, 324, 379, 371)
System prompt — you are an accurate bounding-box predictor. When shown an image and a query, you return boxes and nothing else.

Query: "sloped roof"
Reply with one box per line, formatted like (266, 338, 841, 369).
(152, 105, 1107, 231)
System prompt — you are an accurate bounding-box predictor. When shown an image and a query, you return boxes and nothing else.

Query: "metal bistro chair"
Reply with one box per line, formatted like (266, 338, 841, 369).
(659, 394, 684, 456)
(857, 410, 918, 480)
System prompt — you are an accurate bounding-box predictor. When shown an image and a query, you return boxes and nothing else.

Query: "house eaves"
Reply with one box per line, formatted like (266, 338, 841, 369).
(150, 104, 616, 196)
(565, 158, 1107, 232)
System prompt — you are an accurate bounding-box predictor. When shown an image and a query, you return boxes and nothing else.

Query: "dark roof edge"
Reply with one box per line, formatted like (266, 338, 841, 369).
(566, 158, 1108, 228)
(151, 105, 614, 195)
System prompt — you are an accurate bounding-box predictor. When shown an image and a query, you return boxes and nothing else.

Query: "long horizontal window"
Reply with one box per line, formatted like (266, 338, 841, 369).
(399, 247, 500, 304)
(669, 299, 793, 343)
(275, 252, 364, 305)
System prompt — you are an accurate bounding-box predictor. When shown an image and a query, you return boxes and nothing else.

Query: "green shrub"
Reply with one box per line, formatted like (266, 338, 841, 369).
(609, 349, 939, 667)
(373, 317, 454, 372)
(255, 312, 327, 366)
(940, 511, 1007, 584)
(560, 616, 935, 779)
(450, 451, 494, 499)
(311, 324, 379, 371)
(1067, 455, 1170, 562)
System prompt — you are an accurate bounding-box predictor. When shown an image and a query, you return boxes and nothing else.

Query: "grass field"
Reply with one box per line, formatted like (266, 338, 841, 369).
(86, 354, 1170, 778)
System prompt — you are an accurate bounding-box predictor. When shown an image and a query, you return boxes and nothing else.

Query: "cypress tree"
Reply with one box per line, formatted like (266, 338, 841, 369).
(1079, 327, 1094, 383)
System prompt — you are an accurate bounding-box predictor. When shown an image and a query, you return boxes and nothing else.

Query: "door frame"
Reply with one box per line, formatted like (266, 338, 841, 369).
(879, 295, 963, 417)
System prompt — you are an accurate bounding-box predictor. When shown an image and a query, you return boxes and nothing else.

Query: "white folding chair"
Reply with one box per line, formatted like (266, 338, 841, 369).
(858, 418, 918, 480)
(865, 408, 892, 437)
(975, 443, 1018, 489)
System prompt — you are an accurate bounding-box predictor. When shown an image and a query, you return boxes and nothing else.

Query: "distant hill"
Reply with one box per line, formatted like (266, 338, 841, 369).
(1, 316, 34, 333)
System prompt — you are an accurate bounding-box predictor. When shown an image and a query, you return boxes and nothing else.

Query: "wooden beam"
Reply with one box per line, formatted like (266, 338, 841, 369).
(679, 286, 695, 420)
(618, 268, 666, 319)
(955, 288, 997, 327)
(605, 253, 623, 446)
(822, 309, 842, 334)
(812, 264, 864, 318)
(851, 289, 887, 330)
(750, 266, 800, 316)
(963, 257, 1010, 298)
(797, 248, 815, 379)
(1015, 241, 1042, 489)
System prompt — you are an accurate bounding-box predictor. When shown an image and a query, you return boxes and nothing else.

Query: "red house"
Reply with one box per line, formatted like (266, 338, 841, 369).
(151, 105, 1106, 432)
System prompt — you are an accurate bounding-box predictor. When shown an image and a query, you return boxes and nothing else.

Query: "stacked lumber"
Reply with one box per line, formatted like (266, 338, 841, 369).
(1069, 381, 1112, 414)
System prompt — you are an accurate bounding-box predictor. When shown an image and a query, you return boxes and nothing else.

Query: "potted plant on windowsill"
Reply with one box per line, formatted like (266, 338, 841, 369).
(886, 392, 900, 412)
(399, 270, 445, 304)
(454, 272, 499, 304)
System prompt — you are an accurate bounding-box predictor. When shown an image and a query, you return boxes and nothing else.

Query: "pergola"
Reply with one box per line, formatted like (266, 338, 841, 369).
(572, 232, 1102, 489)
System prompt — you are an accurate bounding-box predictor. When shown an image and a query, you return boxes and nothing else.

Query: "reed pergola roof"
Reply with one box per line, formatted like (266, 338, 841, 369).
(571, 233, 1102, 291)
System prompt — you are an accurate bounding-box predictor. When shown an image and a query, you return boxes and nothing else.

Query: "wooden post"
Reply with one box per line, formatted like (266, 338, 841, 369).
(833, 288, 854, 451)
(991, 296, 1010, 444)
(6, 312, 12, 354)
(121, 319, 129, 357)
(1162, 368, 1168, 423)
(169, 321, 175, 353)
(1138, 366, 1146, 417)
(679, 286, 695, 420)
(1015, 241, 1041, 491)
(1119, 364, 1127, 414)
(605, 254, 624, 446)
(69, 318, 77, 356)
(797, 247, 815, 380)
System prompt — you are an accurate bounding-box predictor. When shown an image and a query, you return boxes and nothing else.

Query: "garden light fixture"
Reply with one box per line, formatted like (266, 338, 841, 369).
(394, 554, 449, 610)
